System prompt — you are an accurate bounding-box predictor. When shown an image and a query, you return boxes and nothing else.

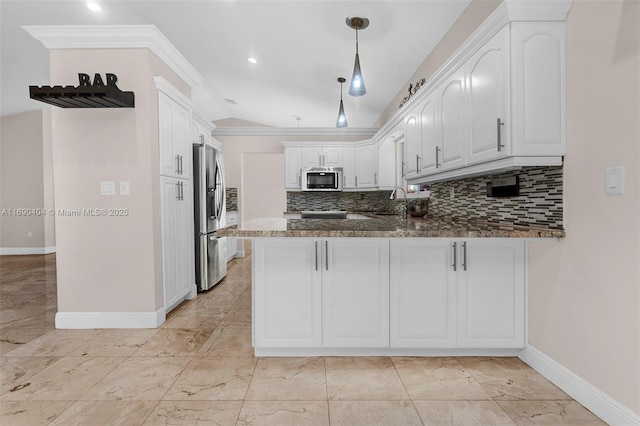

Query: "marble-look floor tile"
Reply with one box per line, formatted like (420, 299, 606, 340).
(0, 401, 73, 426)
(161, 312, 224, 330)
(143, 400, 243, 425)
(325, 357, 409, 400)
(163, 356, 256, 401)
(197, 325, 253, 356)
(393, 357, 491, 400)
(219, 307, 252, 327)
(246, 357, 326, 401)
(457, 357, 570, 401)
(80, 356, 191, 401)
(3, 329, 103, 357)
(414, 400, 516, 425)
(0, 329, 52, 355)
(237, 400, 329, 426)
(0, 356, 58, 395)
(49, 400, 158, 425)
(329, 400, 423, 426)
(67, 329, 159, 357)
(1, 356, 124, 401)
(132, 328, 214, 356)
(497, 400, 606, 425)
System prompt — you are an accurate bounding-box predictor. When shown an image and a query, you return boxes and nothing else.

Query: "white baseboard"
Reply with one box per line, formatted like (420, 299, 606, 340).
(519, 345, 640, 426)
(254, 347, 522, 357)
(0, 246, 56, 255)
(55, 309, 166, 329)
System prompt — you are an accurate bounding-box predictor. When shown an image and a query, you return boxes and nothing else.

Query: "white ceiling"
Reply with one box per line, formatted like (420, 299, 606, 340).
(0, 0, 470, 128)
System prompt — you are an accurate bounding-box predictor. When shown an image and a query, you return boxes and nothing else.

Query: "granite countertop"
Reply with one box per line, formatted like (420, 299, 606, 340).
(216, 214, 565, 239)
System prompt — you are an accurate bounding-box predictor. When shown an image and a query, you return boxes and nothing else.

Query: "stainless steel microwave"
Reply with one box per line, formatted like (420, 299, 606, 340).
(301, 167, 343, 191)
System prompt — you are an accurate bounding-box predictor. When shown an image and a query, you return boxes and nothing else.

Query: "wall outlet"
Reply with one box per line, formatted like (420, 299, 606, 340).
(27, 231, 32, 238)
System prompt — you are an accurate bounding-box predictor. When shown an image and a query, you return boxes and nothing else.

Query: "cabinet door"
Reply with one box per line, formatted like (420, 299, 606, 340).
(355, 144, 378, 188)
(284, 147, 302, 189)
(439, 70, 467, 170)
(323, 147, 343, 167)
(419, 95, 439, 175)
(467, 27, 509, 164)
(159, 92, 191, 179)
(457, 240, 525, 348)
(342, 147, 356, 189)
(253, 239, 322, 348)
(322, 239, 389, 347)
(175, 179, 194, 299)
(510, 22, 565, 155)
(301, 147, 323, 168)
(160, 177, 179, 310)
(390, 240, 457, 348)
(404, 111, 421, 179)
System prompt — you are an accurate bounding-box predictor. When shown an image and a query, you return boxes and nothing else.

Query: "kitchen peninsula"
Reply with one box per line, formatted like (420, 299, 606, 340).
(218, 215, 564, 356)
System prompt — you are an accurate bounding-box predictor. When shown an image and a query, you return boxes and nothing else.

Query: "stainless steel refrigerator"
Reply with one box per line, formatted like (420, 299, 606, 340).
(193, 143, 227, 292)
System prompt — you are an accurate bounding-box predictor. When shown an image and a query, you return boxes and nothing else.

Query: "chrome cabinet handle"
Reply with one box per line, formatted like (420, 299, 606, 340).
(176, 182, 180, 200)
(315, 241, 319, 271)
(374, 173, 378, 185)
(325, 241, 329, 271)
(401, 161, 406, 178)
(355, 176, 358, 187)
(416, 155, 419, 173)
(175, 155, 180, 174)
(452, 242, 457, 271)
(435, 146, 440, 168)
(497, 118, 505, 152)
(462, 241, 467, 271)
(343, 175, 346, 187)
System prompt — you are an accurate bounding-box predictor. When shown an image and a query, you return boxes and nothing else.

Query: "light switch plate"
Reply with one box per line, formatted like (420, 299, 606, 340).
(100, 181, 115, 196)
(120, 181, 130, 196)
(605, 166, 625, 195)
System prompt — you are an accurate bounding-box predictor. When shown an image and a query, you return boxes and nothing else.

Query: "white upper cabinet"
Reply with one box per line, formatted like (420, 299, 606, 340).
(355, 143, 378, 188)
(284, 146, 302, 189)
(399, 19, 566, 183)
(510, 22, 565, 156)
(466, 26, 510, 164)
(342, 147, 356, 189)
(438, 69, 467, 171)
(301, 146, 343, 168)
(159, 91, 191, 179)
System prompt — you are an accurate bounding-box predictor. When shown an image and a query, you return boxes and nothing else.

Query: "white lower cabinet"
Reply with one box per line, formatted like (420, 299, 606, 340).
(390, 239, 525, 350)
(322, 239, 389, 347)
(253, 239, 322, 348)
(160, 176, 195, 312)
(457, 239, 525, 348)
(390, 240, 457, 348)
(254, 237, 525, 353)
(253, 238, 388, 349)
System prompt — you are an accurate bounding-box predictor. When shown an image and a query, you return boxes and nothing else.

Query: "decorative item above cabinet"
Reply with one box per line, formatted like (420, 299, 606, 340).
(29, 73, 134, 108)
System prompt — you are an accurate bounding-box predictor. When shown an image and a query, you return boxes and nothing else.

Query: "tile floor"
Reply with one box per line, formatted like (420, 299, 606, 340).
(0, 249, 606, 425)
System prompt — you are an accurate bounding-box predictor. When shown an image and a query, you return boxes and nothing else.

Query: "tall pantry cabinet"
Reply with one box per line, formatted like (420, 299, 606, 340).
(155, 77, 196, 312)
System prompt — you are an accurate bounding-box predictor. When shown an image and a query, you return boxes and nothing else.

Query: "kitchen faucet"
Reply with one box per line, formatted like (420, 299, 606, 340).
(389, 186, 408, 221)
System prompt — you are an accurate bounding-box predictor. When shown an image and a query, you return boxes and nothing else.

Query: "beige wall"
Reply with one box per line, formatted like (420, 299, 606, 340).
(0, 109, 54, 251)
(241, 153, 286, 221)
(49, 48, 187, 313)
(528, 0, 639, 414)
(374, 0, 501, 127)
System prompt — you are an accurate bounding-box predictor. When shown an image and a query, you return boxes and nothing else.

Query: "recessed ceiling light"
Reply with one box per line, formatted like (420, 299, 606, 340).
(86, 2, 101, 12)
(247, 57, 258, 64)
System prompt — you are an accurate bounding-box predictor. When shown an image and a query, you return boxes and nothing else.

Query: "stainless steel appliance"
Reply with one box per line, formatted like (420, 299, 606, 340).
(301, 167, 343, 191)
(193, 143, 227, 292)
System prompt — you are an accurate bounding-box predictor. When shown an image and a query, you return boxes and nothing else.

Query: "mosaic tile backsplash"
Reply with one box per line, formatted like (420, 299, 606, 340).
(428, 166, 563, 229)
(287, 166, 563, 229)
(226, 187, 238, 212)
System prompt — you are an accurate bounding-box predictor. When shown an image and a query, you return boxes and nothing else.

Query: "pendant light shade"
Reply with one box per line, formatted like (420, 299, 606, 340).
(346, 16, 369, 97)
(336, 77, 348, 128)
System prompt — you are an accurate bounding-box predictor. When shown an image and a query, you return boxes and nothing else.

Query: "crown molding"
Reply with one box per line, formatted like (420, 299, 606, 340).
(211, 127, 379, 137)
(22, 25, 205, 89)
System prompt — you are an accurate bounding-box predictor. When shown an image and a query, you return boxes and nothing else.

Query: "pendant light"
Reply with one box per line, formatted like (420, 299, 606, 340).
(346, 16, 369, 97)
(336, 77, 348, 128)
